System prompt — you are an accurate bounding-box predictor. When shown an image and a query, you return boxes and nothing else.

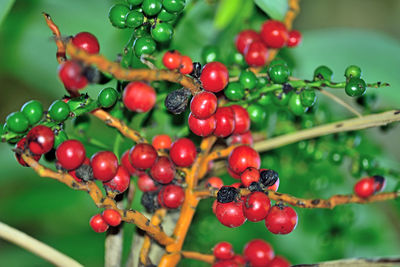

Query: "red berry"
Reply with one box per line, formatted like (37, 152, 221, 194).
(91, 151, 119, 182)
(123, 82, 156, 112)
(287, 30, 302, 48)
(213, 241, 234, 260)
(15, 138, 41, 166)
(228, 166, 241, 179)
(240, 167, 260, 187)
(265, 204, 298, 234)
(206, 176, 224, 189)
(56, 140, 86, 170)
(162, 50, 182, 70)
(233, 255, 246, 265)
(188, 113, 216, 137)
(215, 201, 246, 228)
(158, 184, 185, 209)
(72, 32, 100, 54)
(58, 60, 88, 91)
(129, 143, 158, 170)
(169, 138, 197, 167)
(244, 192, 271, 222)
(68, 157, 90, 182)
(260, 20, 288, 49)
(228, 131, 253, 146)
(179, 55, 193, 74)
(103, 165, 131, 193)
(214, 107, 235, 137)
(27, 125, 54, 155)
(137, 173, 159, 192)
(200, 62, 229, 93)
(230, 182, 242, 189)
(89, 214, 109, 233)
(190, 91, 218, 119)
(243, 239, 274, 267)
(354, 177, 375, 198)
(121, 150, 138, 175)
(235, 30, 261, 54)
(152, 135, 172, 150)
(244, 41, 268, 67)
(101, 209, 121, 227)
(231, 105, 251, 135)
(228, 145, 261, 175)
(212, 199, 218, 214)
(212, 260, 238, 267)
(150, 156, 176, 184)
(267, 256, 291, 267)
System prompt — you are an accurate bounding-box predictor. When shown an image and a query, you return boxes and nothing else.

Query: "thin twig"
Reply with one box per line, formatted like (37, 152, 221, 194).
(181, 251, 215, 264)
(317, 88, 362, 118)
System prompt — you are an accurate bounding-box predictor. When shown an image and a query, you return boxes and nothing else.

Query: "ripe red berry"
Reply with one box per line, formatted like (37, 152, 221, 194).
(287, 30, 302, 48)
(231, 105, 250, 135)
(89, 214, 109, 233)
(58, 60, 88, 91)
(228, 131, 253, 146)
(243, 239, 274, 267)
(152, 135, 172, 150)
(103, 165, 131, 193)
(26, 125, 55, 155)
(354, 177, 375, 198)
(228, 145, 261, 175)
(15, 138, 41, 166)
(56, 140, 86, 170)
(158, 184, 185, 209)
(162, 50, 182, 70)
(215, 201, 246, 228)
(206, 176, 224, 189)
(214, 107, 235, 137)
(137, 173, 159, 192)
(150, 156, 176, 184)
(190, 91, 218, 119)
(212, 260, 238, 267)
(72, 32, 100, 54)
(91, 151, 119, 182)
(244, 192, 271, 222)
(260, 20, 288, 49)
(265, 204, 298, 234)
(235, 30, 261, 54)
(230, 182, 242, 189)
(267, 256, 291, 267)
(102, 209, 121, 227)
(240, 167, 260, 187)
(121, 150, 138, 175)
(188, 113, 216, 137)
(169, 138, 197, 167)
(129, 143, 158, 170)
(200, 62, 229, 93)
(213, 241, 234, 260)
(179, 55, 193, 74)
(244, 41, 268, 67)
(123, 82, 156, 112)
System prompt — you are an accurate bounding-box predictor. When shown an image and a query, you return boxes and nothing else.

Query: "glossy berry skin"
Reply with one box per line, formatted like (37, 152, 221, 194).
(231, 105, 250, 134)
(200, 62, 229, 93)
(287, 30, 302, 47)
(267, 256, 291, 267)
(158, 184, 185, 209)
(152, 134, 172, 150)
(142, 0, 162, 16)
(240, 167, 260, 187)
(98, 87, 118, 108)
(228, 131, 253, 146)
(300, 89, 317, 108)
(162, 50, 182, 70)
(15, 138, 41, 167)
(108, 4, 130, 28)
(260, 20, 288, 49)
(102, 209, 121, 227)
(345, 65, 362, 79)
(213, 107, 235, 138)
(215, 201, 246, 228)
(224, 82, 245, 101)
(162, 0, 185, 13)
(235, 30, 261, 54)
(268, 64, 290, 84)
(213, 241, 234, 260)
(179, 55, 193, 74)
(133, 37, 156, 57)
(244, 41, 268, 67)
(27, 125, 54, 155)
(188, 113, 216, 137)
(157, 9, 177, 21)
(138, 173, 159, 192)
(72, 32, 100, 54)
(345, 77, 366, 97)
(150, 156, 176, 184)
(354, 177, 375, 198)
(91, 151, 119, 182)
(56, 140, 86, 170)
(228, 145, 261, 175)
(21, 100, 43, 125)
(289, 93, 307, 116)
(239, 70, 257, 90)
(244, 192, 271, 222)
(103, 165, 131, 193)
(129, 143, 158, 170)
(169, 138, 197, 167)
(48, 100, 70, 122)
(243, 239, 274, 267)
(58, 60, 88, 91)
(126, 11, 144, 28)
(265, 205, 298, 234)
(190, 91, 218, 119)
(6, 112, 29, 133)
(314, 65, 333, 81)
(212, 260, 238, 267)
(123, 82, 156, 112)
(90, 214, 109, 233)
(121, 150, 138, 175)
(206, 176, 224, 189)
(151, 22, 173, 42)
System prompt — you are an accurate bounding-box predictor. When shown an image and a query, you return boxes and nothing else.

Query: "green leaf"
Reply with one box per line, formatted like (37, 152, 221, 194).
(0, 0, 15, 26)
(254, 0, 288, 21)
(214, 0, 241, 29)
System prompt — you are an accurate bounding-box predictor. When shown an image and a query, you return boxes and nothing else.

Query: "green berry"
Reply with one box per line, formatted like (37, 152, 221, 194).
(289, 93, 307, 116)
(157, 9, 177, 21)
(73, 115, 90, 133)
(359, 155, 376, 172)
(127, 0, 144, 5)
(269, 58, 288, 68)
(151, 22, 173, 42)
(134, 37, 156, 57)
(126, 11, 144, 28)
(142, 0, 162, 16)
(109, 4, 130, 29)
(345, 65, 362, 79)
(98, 88, 119, 108)
(54, 130, 68, 148)
(224, 82, 245, 101)
(247, 104, 266, 126)
(268, 64, 290, 84)
(231, 51, 245, 66)
(314, 65, 333, 81)
(201, 46, 220, 64)
(239, 70, 257, 90)
(257, 93, 272, 107)
(345, 77, 366, 97)
(48, 100, 70, 122)
(21, 100, 43, 125)
(300, 89, 316, 107)
(6, 112, 29, 133)
(134, 25, 151, 38)
(256, 77, 268, 88)
(272, 90, 290, 106)
(330, 151, 343, 165)
(162, 0, 185, 13)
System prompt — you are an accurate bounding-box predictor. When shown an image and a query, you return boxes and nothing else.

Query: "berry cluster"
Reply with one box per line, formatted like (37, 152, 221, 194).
(354, 175, 385, 198)
(90, 209, 122, 233)
(162, 50, 194, 74)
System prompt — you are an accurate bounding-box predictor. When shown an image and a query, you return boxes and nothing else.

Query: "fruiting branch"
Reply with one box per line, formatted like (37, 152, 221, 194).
(317, 87, 362, 118)
(181, 251, 215, 264)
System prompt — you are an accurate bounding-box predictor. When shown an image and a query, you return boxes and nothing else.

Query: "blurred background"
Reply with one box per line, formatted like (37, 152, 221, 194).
(0, 0, 400, 266)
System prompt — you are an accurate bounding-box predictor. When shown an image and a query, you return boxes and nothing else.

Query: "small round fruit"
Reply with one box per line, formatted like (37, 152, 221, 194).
(239, 70, 257, 90)
(228, 145, 260, 175)
(134, 37, 156, 57)
(215, 201, 246, 228)
(244, 41, 268, 67)
(169, 138, 197, 167)
(300, 89, 316, 107)
(157, 9, 177, 21)
(224, 82, 245, 101)
(15, 138, 41, 166)
(243, 239, 274, 267)
(345, 77, 366, 97)
(137, 173, 159, 192)
(6, 112, 29, 133)
(268, 256, 291, 267)
(56, 140, 86, 170)
(265, 204, 298, 234)
(158, 184, 185, 209)
(72, 32, 100, 54)
(162, 0, 185, 13)
(231, 105, 250, 134)
(142, 0, 162, 16)
(314, 65, 333, 81)
(108, 4, 130, 28)
(206, 177, 224, 189)
(103, 165, 131, 193)
(188, 113, 216, 137)
(287, 30, 302, 47)
(345, 65, 362, 79)
(162, 50, 182, 70)
(244, 192, 271, 222)
(213, 242, 234, 260)
(240, 167, 260, 187)
(151, 22, 173, 42)
(235, 30, 261, 54)
(123, 81, 156, 112)
(48, 100, 70, 122)
(26, 125, 54, 155)
(91, 151, 119, 182)
(90, 214, 109, 233)
(179, 55, 193, 74)
(260, 20, 288, 49)
(289, 93, 307, 116)
(354, 177, 375, 198)
(121, 150, 138, 175)
(126, 11, 144, 28)
(102, 209, 122, 227)
(268, 64, 289, 84)
(98, 87, 118, 108)
(21, 100, 43, 125)
(200, 62, 229, 93)
(190, 91, 218, 119)
(129, 143, 158, 170)
(150, 156, 176, 184)
(152, 135, 172, 150)
(58, 60, 88, 90)
(201, 46, 220, 63)
(247, 104, 267, 126)
(213, 107, 235, 138)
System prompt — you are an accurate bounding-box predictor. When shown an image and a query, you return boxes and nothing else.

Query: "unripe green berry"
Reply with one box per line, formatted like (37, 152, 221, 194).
(268, 64, 290, 84)
(98, 88, 119, 108)
(6, 112, 29, 133)
(272, 90, 290, 106)
(48, 100, 70, 122)
(256, 77, 268, 88)
(300, 89, 316, 107)
(134, 37, 156, 57)
(257, 93, 272, 107)
(201, 46, 220, 64)
(21, 100, 43, 125)
(127, 0, 143, 5)
(330, 151, 343, 165)
(239, 70, 257, 90)
(162, 0, 185, 13)
(314, 65, 333, 81)
(231, 52, 245, 66)
(247, 103, 266, 126)
(224, 82, 245, 101)
(142, 0, 162, 16)
(289, 93, 307, 116)
(151, 22, 173, 42)
(269, 58, 288, 68)
(345, 65, 362, 79)
(126, 11, 144, 28)
(345, 77, 366, 97)
(109, 4, 130, 29)
(157, 9, 177, 21)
